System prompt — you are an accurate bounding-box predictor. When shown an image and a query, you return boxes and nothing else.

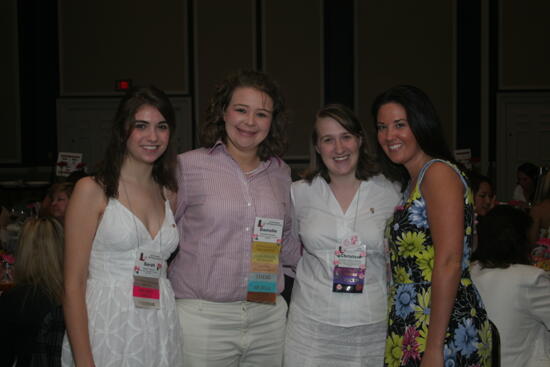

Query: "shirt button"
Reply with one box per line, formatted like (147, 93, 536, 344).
(245, 227, 250, 232)
(247, 202, 252, 207)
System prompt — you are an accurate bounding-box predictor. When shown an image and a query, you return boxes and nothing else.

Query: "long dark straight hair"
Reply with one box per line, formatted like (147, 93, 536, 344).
(95, 86, 178, 197)
(371, 85, 455, 187)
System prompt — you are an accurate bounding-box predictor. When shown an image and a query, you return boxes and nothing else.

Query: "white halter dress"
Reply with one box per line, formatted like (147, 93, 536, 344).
(61, 199, 183, 366)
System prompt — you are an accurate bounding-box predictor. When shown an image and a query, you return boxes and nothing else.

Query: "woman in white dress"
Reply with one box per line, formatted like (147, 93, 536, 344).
(62, 86, 183, 366)
(284, 104, 401, 366)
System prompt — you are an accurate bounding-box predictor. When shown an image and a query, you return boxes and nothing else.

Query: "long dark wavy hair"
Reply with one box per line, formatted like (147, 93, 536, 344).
(303, 104, 380, 183)
(200, 69, 288, 160)
(95, 86, 178, 197)
(371, 85, 455, 188)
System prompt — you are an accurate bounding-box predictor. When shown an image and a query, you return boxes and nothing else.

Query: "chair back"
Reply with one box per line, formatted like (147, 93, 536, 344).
(489, 319, 501, 367)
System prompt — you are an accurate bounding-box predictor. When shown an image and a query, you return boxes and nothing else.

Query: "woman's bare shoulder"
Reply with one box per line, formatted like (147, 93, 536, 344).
(72, 177, 107, 206)
(422, 161, 463, 191)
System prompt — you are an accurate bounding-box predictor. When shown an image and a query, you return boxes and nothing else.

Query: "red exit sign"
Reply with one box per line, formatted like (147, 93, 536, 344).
(115, 79, 132, 91)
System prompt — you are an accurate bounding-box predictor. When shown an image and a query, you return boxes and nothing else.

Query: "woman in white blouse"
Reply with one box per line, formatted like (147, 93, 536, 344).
(471, 205, 550, 367)
(284, 104, 401, 366)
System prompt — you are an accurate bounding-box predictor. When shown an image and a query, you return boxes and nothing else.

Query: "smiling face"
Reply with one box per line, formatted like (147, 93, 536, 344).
(315, 116, 361, 181)
(376, 102, 429, 175)
(125, 104, 170, 165)
(223, 87, 273, 158)
(474, 181, 494, 216)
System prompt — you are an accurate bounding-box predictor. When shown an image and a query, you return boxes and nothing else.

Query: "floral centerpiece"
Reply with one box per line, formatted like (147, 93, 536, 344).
(0, 251, 15, 284)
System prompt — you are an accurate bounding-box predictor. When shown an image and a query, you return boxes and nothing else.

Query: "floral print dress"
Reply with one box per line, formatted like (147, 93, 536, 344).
(384, 160, 492, 367)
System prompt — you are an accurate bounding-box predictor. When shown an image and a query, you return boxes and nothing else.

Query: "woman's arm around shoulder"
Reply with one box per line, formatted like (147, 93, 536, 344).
(63, 177, 107, 367)
(420, 162, 465, 366)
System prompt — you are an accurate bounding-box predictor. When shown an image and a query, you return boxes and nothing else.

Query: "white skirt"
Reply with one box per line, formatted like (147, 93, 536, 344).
(284, 308, 386, 367)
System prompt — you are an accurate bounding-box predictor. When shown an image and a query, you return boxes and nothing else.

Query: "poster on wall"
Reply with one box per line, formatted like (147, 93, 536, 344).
(454, 148, 472, 170)
(56, 152, 83, 177)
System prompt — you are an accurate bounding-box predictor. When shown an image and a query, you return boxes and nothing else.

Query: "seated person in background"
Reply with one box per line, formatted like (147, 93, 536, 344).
(512, 162, 539, 207)
(469, 172, 496, 251)
(471, 205, 550, 367)
(470, 172, 495, 216)
(48, 182, 74, 224)
(530, 170, 550, 242)
(0, 216, 65, 367)
(529, 170, 550, 270)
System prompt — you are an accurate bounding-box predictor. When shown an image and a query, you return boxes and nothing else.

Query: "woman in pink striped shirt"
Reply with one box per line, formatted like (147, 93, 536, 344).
(168, 70, 301, 367)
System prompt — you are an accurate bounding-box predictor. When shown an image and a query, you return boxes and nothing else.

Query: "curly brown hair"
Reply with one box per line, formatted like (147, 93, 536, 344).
(95, 86, 178, 197)
(303, 104, 380, 183)
(200, 70, 288, 160)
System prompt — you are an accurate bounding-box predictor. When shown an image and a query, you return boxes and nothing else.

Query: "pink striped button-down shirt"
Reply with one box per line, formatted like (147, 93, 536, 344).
(168, 142, 301, 302)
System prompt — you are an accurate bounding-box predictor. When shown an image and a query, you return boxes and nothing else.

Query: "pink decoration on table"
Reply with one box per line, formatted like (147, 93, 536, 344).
(0, 253, 15, 265)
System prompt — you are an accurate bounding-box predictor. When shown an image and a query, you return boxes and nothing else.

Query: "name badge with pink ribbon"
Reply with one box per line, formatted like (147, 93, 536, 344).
(332, 233, 366, 293)
(133, 250, 163, 309)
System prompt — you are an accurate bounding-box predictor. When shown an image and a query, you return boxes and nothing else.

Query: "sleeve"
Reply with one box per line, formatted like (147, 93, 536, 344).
(512, 185, 525, 202)
(526, 270, 550, 331)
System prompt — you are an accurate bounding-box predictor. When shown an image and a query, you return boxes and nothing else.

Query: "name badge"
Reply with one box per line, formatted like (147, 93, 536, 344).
(332, 234, 366, 293)
(133, 251, 163, 309)
(247, 217, 283, 304)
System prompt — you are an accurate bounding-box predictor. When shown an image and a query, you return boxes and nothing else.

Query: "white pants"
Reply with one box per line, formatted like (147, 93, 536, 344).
(176, 296, 287, 367)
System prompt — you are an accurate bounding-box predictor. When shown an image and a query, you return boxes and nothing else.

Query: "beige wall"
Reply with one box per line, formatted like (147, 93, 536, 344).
(56, 0, 457, 158)
(192, 0, 323, 159)
(194, 0, 255, 136)
(356, 1, 456, 149)
(58, 0, 189, 95)
(263, 0, 323, 159)
(499, 0, 550, 89)
(6, 0, 547, 172)
(56, 0, 457, 155)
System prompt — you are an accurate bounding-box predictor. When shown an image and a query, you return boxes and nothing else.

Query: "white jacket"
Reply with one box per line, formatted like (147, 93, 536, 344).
(471, 262, 550, 367)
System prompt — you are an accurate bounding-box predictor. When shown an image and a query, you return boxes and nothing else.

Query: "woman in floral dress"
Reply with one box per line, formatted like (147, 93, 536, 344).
(372, 85, 492, 366)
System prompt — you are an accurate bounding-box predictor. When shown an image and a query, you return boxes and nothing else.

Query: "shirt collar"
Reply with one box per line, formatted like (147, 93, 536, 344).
(207, 139, 226, 154)
(208, 139, 278, 172)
